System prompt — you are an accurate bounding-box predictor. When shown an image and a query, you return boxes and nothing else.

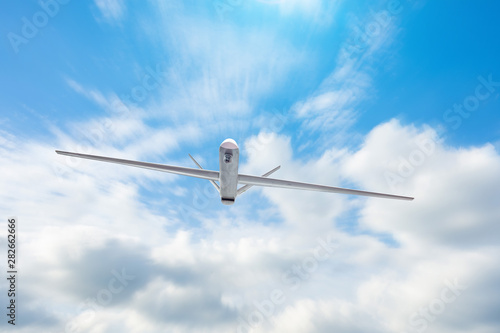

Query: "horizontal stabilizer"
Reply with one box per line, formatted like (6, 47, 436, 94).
(237, 174, 414, 201)
(56, 150, 220, 181)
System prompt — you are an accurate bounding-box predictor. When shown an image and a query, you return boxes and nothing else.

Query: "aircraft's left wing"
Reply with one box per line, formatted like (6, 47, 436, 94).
(238, 174, 414, 201)
(56, 151, 220, 181)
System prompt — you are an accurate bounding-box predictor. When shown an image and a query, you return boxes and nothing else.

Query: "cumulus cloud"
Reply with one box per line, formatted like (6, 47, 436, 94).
(342, 119, 500, 248)
(4, 117, 500, 332)
(3, 1, 499, 332)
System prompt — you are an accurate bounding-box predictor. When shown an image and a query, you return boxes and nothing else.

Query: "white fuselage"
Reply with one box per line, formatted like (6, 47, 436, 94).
(219, 139, 239, 205)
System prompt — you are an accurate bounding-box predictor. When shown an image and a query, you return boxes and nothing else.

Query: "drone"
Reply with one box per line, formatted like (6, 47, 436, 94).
(56, 138, 413, 205)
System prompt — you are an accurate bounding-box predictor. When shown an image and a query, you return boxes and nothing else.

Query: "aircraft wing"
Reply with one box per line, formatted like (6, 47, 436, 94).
(55, 151, 220, 181)
(237, 174, 414, 201)
(237, 165, 280, 196)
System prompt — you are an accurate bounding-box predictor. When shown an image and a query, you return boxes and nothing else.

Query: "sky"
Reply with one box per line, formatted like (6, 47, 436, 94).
(1, 0, 500, 332)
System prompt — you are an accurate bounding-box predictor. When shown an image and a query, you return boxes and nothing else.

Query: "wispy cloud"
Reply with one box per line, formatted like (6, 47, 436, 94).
(93, 0, 126, 23)
(138, 1, 308, 134)
(272, 0, 340, 25)
(291, 3, 404, 151)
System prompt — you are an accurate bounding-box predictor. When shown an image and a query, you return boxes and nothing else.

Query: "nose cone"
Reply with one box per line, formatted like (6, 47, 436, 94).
(220, 138, 238, 150)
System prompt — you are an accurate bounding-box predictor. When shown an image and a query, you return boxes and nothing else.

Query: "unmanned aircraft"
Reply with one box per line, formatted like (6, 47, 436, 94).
(56, 138, 414, 205)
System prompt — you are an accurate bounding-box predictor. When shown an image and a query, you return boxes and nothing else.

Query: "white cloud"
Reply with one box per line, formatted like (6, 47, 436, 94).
(342, 119, 500, 248)
(139, 1, 306, 133)
(3, 1, 499, 331)
(269, 0, 340, 25)
(2, 119, 500, 332)
(93, 0, 126, 23)
(290, 4, 401, 150)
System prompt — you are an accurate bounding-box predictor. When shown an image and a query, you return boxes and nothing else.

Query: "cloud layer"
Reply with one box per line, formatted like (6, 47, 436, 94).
(2, 1, 499, 332)
(2, 117, 500, 332)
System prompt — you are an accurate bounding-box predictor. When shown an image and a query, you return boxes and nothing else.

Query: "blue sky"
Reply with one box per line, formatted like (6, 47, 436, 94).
(1, 1, 500, 332)
(3, 1, 499, 147)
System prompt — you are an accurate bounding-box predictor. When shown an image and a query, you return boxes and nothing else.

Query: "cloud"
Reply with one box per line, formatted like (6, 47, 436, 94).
(270, 0, 340, 25)
(342, 119, 500, 248)
(138, 1, 306, 133)
(291, 69, 370, 139)
(93, 0, 126, 23)
(3, 1, 499, 332)
(65, 78, 124, 115)
(289, 4, 401, 152)
(241, 132, 351, 233)
(2, 119, 500, 332)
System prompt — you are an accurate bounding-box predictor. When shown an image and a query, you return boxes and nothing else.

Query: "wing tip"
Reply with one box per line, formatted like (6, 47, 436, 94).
(55, 150, 72, 156)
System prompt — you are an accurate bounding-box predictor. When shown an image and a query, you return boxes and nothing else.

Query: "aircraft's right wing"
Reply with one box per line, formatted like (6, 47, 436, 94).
(238, 174, 414, 201)
(237, 166, 280, 196)
(56, 151, 220, 181)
